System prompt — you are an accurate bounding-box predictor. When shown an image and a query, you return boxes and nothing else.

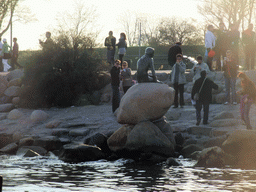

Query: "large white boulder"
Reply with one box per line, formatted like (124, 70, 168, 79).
(117, 83, 175, 124)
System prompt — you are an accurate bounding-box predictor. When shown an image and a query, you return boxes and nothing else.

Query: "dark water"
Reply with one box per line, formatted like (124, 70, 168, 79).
(1, 154, 256, 192)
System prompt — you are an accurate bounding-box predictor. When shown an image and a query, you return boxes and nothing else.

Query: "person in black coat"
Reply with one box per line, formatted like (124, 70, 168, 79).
(168, 42, 182, 67)
(110, 59, 121, 113)
(191, 70, 218, 125)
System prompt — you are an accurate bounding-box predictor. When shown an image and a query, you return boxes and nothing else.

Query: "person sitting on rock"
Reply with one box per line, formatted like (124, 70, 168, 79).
(136, 47, 157, 83)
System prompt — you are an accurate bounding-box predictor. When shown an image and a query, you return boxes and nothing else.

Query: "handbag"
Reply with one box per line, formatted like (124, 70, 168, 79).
(3, 53, 12, 59)
(194, 77, 207, 101)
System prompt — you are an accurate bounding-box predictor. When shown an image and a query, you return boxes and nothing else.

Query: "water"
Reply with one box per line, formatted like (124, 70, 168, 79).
(1, 154, 256, 192)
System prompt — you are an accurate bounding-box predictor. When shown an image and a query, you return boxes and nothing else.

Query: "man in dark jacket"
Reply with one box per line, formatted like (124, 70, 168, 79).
(168, 42, 182, 67)
(11, 37, 22, 70)
(110, 59, 121, 113)
(191, 70, 218, 125)
(105, 31, 116, 65)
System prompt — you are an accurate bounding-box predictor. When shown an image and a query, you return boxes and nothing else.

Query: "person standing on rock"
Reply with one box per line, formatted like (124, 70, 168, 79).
(237, 72, 256, 130)
(191, 70, 218, 125)
(111, 59, 121, 113)
(1, 38, 11, 72)
(192, 55, 210, 83)
(137, 47, 157, 83)
(11, 37, 22, 70)
(116, 32, 127, 67)
(0, 37, 3, 72)
(105, 31, 116, 65)
(205, 25, 216, 71)
(168, 42, 182, 67)
(170, 54, 186, 108)
(223, 50, 239, 105)
(120, 61, 132, 94)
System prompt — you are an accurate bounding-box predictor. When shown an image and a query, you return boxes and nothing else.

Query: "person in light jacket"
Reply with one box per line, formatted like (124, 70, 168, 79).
(116, 32, 127, 67)
(205, 25, 216, 71)
(121, 61, 132, 93)
(170, 54, 186, 108)
(191, 55, 210, 83)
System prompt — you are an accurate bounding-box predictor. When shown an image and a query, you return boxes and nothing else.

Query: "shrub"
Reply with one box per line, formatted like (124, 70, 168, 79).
(19, 38, 109, 108)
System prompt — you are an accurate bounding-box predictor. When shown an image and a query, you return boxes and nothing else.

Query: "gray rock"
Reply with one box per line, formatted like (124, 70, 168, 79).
(0, 103, 15, 112)
(8, 109, 23, 120)
(24, 149, 41, 157)
(0, 143, 18, 154)
(16, 146, 47, 156)
(30, 110, 49, 122)
(181, 144, 203, 158)
(213, 111, 234, 120)
(4, 86, 20, 97)
(187, 126, 213, 137)
(19, 137, 34, 147)
(45, 119, 62, 128)
(6, 69, 24, 81)
(51, 128, 70, 137)
(7, 78, 22, 87)
(59, 143, 106, 163)
(0, 113, 7, 120)
(209, 119, 239, 127)
(33, 136, 62, 151)
(203, 135, 227, 148)
(69, 129, 91, 136)
(164, 111, 181, 121)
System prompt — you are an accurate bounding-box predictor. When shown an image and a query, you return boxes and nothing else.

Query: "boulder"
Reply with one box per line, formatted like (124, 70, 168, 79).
(181, 144, 203, 158)
(7, 78, 22, 87)
(19, 137, 34, 147)
(209, 119, 239, 127)
(0, 75, 8, 86)
(166, 157, 181, 166)
(0, 96, 12, 104)
(203, 135, 227, 148)
(125, 121, 175, 157)
(23, 149, 41, 157)
(7, 109, 23, 120)
(30, 110, 49, 122)
(6, 69, 24, 81)
(45, 119, 62, 128)
(0, 83, 7, 97)
(195, 146, 225, 168)
(0, 103, 15, 112)
(117, 83, 174, 124)
(16, 146, 47, 156)
(0, 143, 18, 154)
(213, 111, 234, 120)
(107, 125, 134, 152)
(222, 130, 256, 168)
(33, 136, 62, 151)
(12, 97, 20, 105)
(4, 86, 20, 97)
(164, 111, 181, 121)
(59, 143, 106, 163)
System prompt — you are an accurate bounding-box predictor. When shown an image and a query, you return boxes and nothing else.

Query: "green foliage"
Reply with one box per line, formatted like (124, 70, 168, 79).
(19, 38, 109, 109)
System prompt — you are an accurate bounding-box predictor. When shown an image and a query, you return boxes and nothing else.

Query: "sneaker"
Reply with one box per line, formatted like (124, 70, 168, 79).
(224, 102, 229, 105)
(233, 102, 237, 105)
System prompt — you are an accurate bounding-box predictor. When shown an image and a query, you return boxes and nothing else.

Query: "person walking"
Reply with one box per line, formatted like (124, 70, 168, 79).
(223, 50, 239, 105)
(116, 32, 127, 67)
(237, 72, 256, 130)
(110, 59, 121, 113)
(11, 37, 22, 70)
(104, 31, 116, 65)
(168, 42, 182, 67)
(242, 23, 255, 70)
(170, 54, 186, 108)
(191, 55, 210, 83)
(137, 47, 157, 83)
(205, 25, 216, 71)
(191, 70, 218, 125)
(1, 38, 11, 72)
(121, 61, 132, 94)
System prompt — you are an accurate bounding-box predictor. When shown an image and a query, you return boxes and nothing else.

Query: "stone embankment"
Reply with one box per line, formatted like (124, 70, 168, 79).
(0, 69, 256, 169)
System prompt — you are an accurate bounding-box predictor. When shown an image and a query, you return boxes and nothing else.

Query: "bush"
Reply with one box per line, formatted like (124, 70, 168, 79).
(19, 40, 109, 108)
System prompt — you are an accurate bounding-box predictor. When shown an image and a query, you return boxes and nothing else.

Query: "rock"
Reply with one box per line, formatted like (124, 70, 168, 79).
(117, 83, 174, 124)
(0, 143, 18, 154)
(187, 126, 213, 137)
(139, 153, 168, 164)
(0, 113, 7, 120)
(213, 111, 234, 120)
(17, 146, 47, 156)
(0, 134, 13, 149)
(19, 137, 34, 147)
(12, 97, 20, 105)
(203, 135, 227, 148)
(164, 111, 181, 121)
(30, 110, 49, 122)
(51, 128, 70, 137)
(84, 132, 112, 154)
(107, 125, 134, 152)
(33, 136, 62, 151)
(7, 109, 23, 120)
(0, 75, 8, 86)
(6, 69, 24, 81)
(0, 95, 12, 104)
(45, 119, 62, 128)
(100, 93, 111, 103)
(222, 130, 256, 168)
(209, 119, 239, 127)
(69, 129, 91, 136)
(195, 146, 225, 168)
(153, 117, 176, 145)
(181, 144, 203, 158)
(0, 83, 7, 97)
(183, 138, 198, 147)
(4, 86, 20, 97)
(90, 91, 101, 105)
(0, 103, 15, 112)
(174, 132, 185, 146)
(125, 121, 175, 157)
(7, 78, 22, 87)
(59, 143, 106, 163)
(166, 157, 181, 166)
(12, 132, 23, 142)
(23, 149, 41, 157)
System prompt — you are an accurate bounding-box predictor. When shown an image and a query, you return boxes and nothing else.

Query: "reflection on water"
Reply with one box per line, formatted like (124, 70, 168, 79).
(1, 154, 256, 191)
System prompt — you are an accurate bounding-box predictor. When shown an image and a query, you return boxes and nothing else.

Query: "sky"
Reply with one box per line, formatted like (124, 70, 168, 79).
(3, 0, 203, 50)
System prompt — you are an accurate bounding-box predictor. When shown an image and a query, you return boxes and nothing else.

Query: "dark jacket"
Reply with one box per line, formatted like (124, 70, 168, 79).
(116, 38, 127, 49)
(191, 77, 218, 102)
(105, 36, 116, 51)
(110, 66, 120, 86)
(227, 30, 240, 50)
(222, 60, 239, 78)
(242, 29, 255, 48)
(168, 45, 182, 67)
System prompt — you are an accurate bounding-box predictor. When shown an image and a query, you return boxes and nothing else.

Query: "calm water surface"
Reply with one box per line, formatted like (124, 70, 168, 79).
(1, 154, 256, 192)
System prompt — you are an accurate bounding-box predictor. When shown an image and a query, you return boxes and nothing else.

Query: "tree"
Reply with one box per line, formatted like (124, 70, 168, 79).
(155, 17, 204, 46)
(197, 0, 256, 30)
(0, 0, 34, 37)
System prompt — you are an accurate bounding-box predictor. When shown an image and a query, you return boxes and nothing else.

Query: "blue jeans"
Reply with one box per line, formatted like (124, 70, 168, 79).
(112, 85, 120, 113)
(225, 77, 236, 103)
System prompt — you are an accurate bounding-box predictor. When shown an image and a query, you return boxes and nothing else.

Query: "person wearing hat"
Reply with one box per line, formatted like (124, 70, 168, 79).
(1, 38, 11, 72)
(168, 42, 182, 67)
(205, 25, 216, 71)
